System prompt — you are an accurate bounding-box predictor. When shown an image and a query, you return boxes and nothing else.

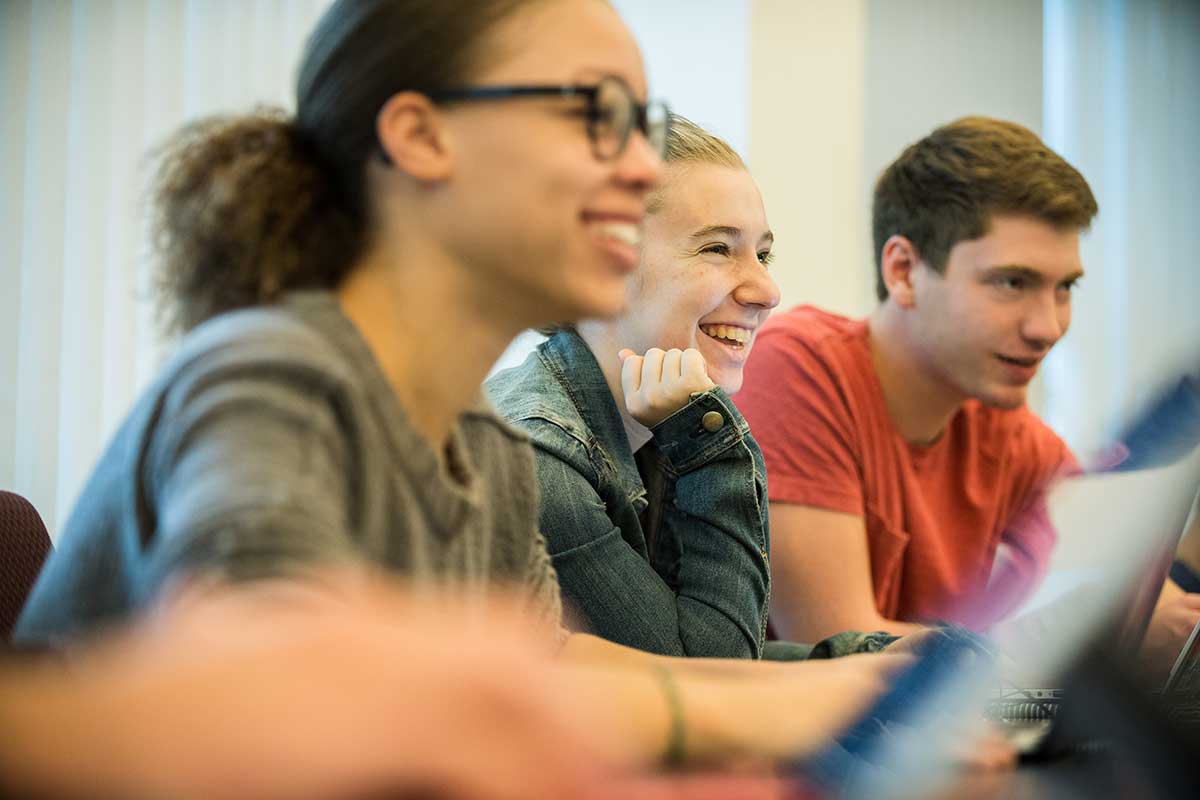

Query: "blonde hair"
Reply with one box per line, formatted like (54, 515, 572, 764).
(646, 114, 745, 214)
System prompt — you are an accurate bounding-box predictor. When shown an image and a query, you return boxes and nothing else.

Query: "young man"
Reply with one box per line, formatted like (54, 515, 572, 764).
(736, 117, 1200, 649)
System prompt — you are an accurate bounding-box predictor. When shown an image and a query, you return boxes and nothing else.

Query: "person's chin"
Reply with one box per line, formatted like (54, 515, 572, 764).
(711, 368, 743, 396)
(978, 383, 1029, 410)
(558, 277, 628, 323)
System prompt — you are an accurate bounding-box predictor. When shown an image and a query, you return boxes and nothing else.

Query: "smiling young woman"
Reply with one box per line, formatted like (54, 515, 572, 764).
(15, 0, 906, 781)
(488, 115, 900, 663)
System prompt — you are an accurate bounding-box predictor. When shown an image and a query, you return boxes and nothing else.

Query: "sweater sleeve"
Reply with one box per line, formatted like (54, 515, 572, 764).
(138, 360, 362, 602)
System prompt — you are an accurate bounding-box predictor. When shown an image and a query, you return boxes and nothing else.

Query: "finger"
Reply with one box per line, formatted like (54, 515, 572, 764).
(1175, 593, 1200, 609)
(618, 348, 635, 363)
(661, 348, 684, 384)
(679, 348, 713, 388)
(621, 352, 644, 394)
(641, 348, 666, 390)
(883, 626, 938, 655)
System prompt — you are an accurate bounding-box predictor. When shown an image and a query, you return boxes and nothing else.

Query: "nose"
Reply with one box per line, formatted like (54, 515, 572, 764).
(1021, 291, 1070, 349)
(735, 260, 781, 311)
(613, 130, 661, 195)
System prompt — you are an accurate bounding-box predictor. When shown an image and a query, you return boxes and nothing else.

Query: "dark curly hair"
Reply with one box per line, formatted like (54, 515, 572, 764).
(151, 0, 540, 332)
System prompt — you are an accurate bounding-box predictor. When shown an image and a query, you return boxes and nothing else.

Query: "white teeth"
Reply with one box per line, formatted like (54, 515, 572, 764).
(701, 324, 751, 344)
(596, 222, 641, 247)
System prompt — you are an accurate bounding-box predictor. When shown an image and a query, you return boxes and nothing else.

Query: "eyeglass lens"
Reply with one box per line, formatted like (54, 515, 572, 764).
(590, 78, 669, 160)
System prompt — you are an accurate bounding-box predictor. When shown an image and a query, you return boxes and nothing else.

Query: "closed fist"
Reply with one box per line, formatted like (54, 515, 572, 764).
(619, 347, 715, 429)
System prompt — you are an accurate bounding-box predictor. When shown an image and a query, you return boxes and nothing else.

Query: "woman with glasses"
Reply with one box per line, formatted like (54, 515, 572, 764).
(17, 0, 905, 780)
(488, 116, 897, 661)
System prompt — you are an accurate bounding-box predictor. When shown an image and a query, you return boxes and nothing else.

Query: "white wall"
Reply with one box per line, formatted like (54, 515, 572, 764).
(862, 0, 1044, 303)
(615, 0, 751, 156)
(748, 0, 1044, 317)
(749, 0, 869, 316)
(1041, 0, 1200, 457)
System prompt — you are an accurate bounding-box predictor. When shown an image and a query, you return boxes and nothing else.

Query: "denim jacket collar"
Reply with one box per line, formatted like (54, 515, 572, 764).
(540, 331, 648, 512)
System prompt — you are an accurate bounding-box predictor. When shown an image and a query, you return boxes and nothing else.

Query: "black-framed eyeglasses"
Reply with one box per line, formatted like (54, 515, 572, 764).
(423, 75, 670, 161)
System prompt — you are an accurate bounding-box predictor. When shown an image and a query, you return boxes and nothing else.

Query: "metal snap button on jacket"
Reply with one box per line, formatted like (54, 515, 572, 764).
(701, 411, 725, 432)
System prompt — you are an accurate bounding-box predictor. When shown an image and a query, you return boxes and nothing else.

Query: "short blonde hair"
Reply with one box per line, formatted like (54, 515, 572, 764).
(646, 114, 745, 214)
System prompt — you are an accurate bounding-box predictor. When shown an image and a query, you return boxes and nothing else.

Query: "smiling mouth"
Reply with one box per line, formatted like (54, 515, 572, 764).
(593, 221, 641, 248)
(996, 354, 1040, 368)
(700, 323, 751, 349)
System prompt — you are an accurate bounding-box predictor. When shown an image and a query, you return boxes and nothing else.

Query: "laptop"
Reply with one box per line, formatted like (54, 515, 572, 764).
(792, 444, 1200, 797)
(986, 483, 1198, 758)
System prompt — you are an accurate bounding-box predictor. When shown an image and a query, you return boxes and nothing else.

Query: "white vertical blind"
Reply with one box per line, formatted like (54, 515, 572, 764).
(1042, 0, 1200, 458)
(2, 0, 328, 537)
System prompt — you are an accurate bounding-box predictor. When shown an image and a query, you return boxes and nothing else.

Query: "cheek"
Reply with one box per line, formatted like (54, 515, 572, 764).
(641, 276, 704, 343)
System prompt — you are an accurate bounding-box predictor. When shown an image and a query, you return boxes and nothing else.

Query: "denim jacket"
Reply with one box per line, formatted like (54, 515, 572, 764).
(487, 330, 774, 657)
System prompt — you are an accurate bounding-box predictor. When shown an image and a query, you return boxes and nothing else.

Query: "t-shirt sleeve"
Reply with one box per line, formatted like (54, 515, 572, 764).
(985, 418, 1080, 623)
(736, 328, 864, 515)
(999, 418, 1079, 555)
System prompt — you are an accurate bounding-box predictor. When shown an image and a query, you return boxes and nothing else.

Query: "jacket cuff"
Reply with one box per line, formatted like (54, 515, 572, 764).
(651, 388, 749, 474)
(805, 630, 901, 659)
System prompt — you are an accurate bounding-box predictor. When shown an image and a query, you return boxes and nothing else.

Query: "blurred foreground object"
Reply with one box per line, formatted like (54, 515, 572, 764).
(0, 573, 625, 800)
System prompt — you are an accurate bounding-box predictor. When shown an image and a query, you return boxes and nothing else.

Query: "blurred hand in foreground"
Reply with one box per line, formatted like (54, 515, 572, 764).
(1, 573, 624, 800)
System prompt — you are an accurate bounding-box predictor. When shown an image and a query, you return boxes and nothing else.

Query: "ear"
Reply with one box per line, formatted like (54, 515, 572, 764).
(375, 91, 453, 183)
(880, 235, 922, 309)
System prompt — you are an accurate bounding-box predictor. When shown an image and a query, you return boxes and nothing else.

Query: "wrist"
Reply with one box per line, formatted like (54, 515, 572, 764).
(670, 673, 756, 763)
(0, 661, 96, 797)
(0, 655, 158, 799)
(652, 666, 686, 767)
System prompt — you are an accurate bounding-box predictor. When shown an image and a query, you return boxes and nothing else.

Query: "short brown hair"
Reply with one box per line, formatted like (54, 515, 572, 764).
(871, 116, 1098, 301)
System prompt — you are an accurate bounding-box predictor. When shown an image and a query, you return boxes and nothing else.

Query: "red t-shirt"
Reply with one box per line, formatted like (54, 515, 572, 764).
(736, 306, 1076, 627)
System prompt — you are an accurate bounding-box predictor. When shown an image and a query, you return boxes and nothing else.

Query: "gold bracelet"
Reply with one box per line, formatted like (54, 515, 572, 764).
(653, 665, 686, 767)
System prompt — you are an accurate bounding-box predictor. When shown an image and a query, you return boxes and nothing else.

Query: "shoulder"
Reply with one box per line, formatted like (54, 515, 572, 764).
(749, 305, 871, 387)
(756, 305, 866, 352)
(962, 402, 1073, 470)
(162, 304, 357, 407)
(486, 345, 594, 450)
(461, 401, 533, 448)
(741, 306, 872, 413)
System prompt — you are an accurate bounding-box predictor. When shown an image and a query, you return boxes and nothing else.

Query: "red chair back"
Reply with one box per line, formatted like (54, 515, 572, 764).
(0, 491, 52, 640)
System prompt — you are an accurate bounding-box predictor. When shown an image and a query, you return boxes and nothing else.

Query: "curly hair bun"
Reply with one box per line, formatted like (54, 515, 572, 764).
(150, 109, 361, 332)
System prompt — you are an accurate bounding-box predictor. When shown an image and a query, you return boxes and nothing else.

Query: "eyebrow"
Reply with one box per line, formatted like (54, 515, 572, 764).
(985, 264, 1085, 284)
(690, 226, 776, 247)
(690, 225, 741, 241)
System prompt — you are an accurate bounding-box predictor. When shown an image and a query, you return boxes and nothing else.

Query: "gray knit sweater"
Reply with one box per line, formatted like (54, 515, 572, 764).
(16, 292, 561, 644)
